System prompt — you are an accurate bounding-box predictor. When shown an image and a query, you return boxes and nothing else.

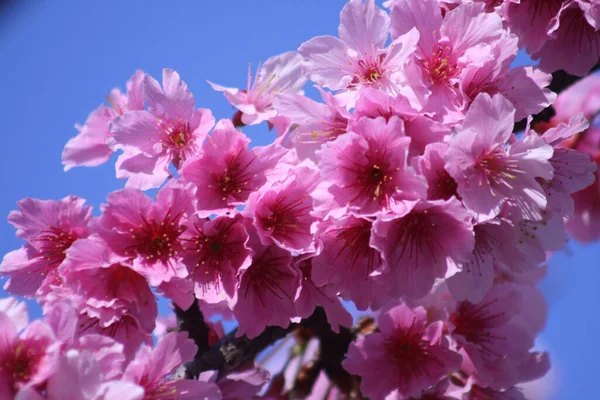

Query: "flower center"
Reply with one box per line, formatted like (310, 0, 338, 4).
(0, 338, 45, 392)
(126, 210, 185, 262)
(33, 227, 77, 268)
(423, 45, 460, 85)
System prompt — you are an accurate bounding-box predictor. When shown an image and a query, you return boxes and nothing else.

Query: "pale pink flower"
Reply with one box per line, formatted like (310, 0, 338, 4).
(460, 35, 555, 122)
(209, 51, 307, 127)
(123, 332, 221, 399)
(445, 94, 553, 222)
(60, 237, 157, 335)
(0, 297, 29, 331)
(181, 119, 286, 215)
(275, 86, 351, 159)
(110, 69, 214, 189)
(299, 0, 419, 106)
(342, 303, 462, 399)
(62, 70, 144, 171)
(244, 165, 319, 253)
(0, 196, 92, 298)
(353, 88, 450, 156)
(97, 182, 195, 286)
(566, 173, 600, 242)
(389, 0, 503, 121)
(372, 198, 475, 299)
(317, 116, 427, 216)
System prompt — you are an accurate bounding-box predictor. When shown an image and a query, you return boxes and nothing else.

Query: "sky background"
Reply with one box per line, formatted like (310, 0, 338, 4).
(0, 1, 597, 399)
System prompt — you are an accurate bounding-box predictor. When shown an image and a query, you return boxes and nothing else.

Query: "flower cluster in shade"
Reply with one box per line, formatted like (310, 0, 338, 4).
(1, 0, 599, 399)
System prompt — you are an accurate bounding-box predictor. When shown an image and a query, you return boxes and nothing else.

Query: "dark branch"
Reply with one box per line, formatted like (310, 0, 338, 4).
(174, 301, 212, 360)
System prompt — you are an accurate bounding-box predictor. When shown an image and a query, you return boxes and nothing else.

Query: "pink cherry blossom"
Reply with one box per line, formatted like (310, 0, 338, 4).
(417, 143, 459, 201)
(342, 303, 462, 399)
(62, 70, 144, 171)
(110, 69, 215, 189)
(299, 0, 420, 105)
(311, 215, 387, 311)
(318, 116, 427, 216)
(233, 230, 299, 339)
(244, 164, 318, 253)
(372, 198, 475, 299)
(209, 51, 307, 127)
(1, 196, 92, 298)
(181, 213, 252, 303)
(97, 182, 195, 286)
(445, 93, 553, 222)
(181, 119, 286, 215)
(123, 332, 221, 399)
(389, 0, 503, 121)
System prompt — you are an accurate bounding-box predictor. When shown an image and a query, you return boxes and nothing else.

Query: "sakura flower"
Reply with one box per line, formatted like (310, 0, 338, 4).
(317, 116, 427, 216)
(244, 164, 319, 253)
(445, 93, 554, 222)
(110, 69, 215, 189)
(0, 297, 28, 332)
(446, 219, 522, 304)
(504, 0, 600, 76)
(463, 385, 525, 400)
(181, 119, 286, 215)
(275, 86, 351, 159)
(62, 70, 144, 171)
(181, 213, 252, 302)
(311, 215, 387, 311)
(209, 51, 307, 127)
(372, 197, 474, 299)
(449, 284, 537, 388)
(0, 315, 59, 398)
(389, 0, 503, 121)
(233, 230, 299, 339)
(123, 332, 221, 399)
(0, 196, 92, 298)
(418, 143, 459, 201)
(353, 88, 450, 156)
(342, 303, 462, 399)
(460, 35, 555, 122)
(60, 237, 157, 336)
(566, 173, 600, 242)
(97, 182, 195, 286)
(293, 256, 353, 333)
(299, 0, 420, 106)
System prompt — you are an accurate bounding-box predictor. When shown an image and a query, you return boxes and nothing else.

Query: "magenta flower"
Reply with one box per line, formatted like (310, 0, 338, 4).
(311, 215, 387, 311)
(181, 213, 252, 302)
(464, 385, 525, 400)
(293, 256, 353, 333)
(445, 93, 553, 222)
(233, 231, 299, 339)
(97, 182, 195, 286)
(342, 303, 462, 399)
(299, 0, 419, 105)
(244, 165, 318, 253)
(110, 69, 215, 189)
(372, 198, 475, 299)
(0, 196, 92, 298)
(504, 0, 600, 76)
(209, 51, 307, 126)
(0, 315, 58, 398)
(181, 119, 286, 215)
(62, 70, 144, 171)
(318, 116, 427, 216)
(389, 0, 503, 121)
(460, 35, 555, 122)
(123, 332, 221, 399)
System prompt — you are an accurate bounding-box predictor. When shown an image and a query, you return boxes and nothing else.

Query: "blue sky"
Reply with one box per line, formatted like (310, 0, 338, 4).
(0, 1, 597, 398)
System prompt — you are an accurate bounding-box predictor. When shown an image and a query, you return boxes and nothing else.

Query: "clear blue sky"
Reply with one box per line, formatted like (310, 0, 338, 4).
(0, 2, 597, 398)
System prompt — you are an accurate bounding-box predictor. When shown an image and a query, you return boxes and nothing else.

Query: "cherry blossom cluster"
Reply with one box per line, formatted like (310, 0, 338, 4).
(1, 0, 599, 399)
